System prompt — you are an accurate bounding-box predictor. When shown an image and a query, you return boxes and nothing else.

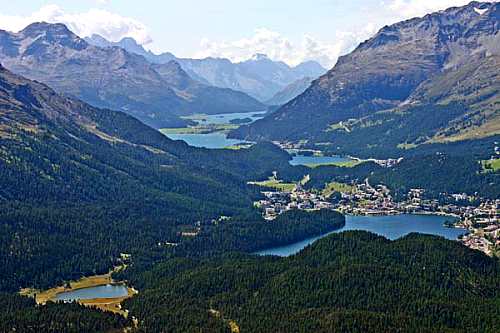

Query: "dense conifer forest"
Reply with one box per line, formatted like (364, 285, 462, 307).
(0, 293, 130, 332)
(122, 232, 500, 332)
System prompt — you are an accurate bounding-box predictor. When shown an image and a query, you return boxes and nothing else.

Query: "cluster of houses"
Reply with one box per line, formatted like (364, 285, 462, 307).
(334, 182, 441, 216)
(255, 188, 333, 220)
(253, 174, 499, 256)
(336, 180, 399, 215)
(349, 157, 404, 168)
(455, 200, 499, 256)
(341, 184, 499, 256)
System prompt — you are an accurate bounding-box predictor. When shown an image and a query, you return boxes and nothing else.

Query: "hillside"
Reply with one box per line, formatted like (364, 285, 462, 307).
(84, 35, 326, 102)
(0, 23, 264, 128)
(0, 64, 291, 292)
(232, 2, 500, 156)
(122, 231, 500, 332)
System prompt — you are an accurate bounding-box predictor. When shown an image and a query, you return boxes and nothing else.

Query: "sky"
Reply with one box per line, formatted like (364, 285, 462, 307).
(0, 0, 483, 67)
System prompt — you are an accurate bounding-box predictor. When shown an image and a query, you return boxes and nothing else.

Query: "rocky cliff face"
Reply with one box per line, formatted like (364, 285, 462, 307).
(233, 2, 499, 152)
(0, 23, 264, 128)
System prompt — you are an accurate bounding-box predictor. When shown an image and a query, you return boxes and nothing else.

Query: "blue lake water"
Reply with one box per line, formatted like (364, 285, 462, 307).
(54, 284, 129, 302)
(164, 111, 266, 148)
(289, 155, 352, 166)
(255, 214, 465, 257)
(165, 132, 250, 149)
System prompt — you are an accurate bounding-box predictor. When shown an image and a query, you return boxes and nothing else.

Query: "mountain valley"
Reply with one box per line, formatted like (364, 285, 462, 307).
(0, 2, 499, 332)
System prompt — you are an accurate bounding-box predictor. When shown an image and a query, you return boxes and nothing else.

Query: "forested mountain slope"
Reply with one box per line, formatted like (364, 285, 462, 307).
(0, 64, 289, 292)
(122, 231, 500, 332)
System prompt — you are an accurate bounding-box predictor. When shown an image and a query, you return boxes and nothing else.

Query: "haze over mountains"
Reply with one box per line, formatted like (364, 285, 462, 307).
(85, 34, 326, 102)
(233, 1, 500, 157)
(265, 76, 314, 106)
(0, 23, 265, 128)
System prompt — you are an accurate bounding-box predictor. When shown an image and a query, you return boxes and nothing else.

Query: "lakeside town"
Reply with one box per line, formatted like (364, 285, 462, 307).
(253, 174, 500, 257)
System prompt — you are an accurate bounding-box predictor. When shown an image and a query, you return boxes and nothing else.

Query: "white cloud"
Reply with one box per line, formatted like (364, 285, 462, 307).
(192, 2, 487, 67)
(0, 4, 152, 44)
(194, 26, 377, 68)
(386, 0, 480, 19)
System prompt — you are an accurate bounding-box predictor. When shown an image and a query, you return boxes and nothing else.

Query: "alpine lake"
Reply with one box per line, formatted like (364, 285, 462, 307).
(255, 214, 466, 257)
(160, 110, 354, 167)
(21, 267, 137, 317)
(25, 114, 467, 311)
(159, 111, 466, 258)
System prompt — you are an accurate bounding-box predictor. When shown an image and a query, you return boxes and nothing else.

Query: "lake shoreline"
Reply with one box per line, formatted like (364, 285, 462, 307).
(255, 214, 467, 257)
(20, 265, 137, 316)
(160, 110, 266, 149)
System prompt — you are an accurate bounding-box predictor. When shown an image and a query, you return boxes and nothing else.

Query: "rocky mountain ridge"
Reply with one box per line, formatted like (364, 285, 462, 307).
(85, 34, 326, 101)
(232, 1, 499, 155)
(0, 23, 264, 128)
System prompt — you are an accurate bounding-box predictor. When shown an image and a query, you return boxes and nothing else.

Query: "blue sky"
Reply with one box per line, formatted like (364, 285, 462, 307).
(0, 0, 476, 66)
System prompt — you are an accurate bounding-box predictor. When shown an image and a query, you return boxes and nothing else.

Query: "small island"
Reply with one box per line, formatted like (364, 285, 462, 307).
(229, 117, 253, 125)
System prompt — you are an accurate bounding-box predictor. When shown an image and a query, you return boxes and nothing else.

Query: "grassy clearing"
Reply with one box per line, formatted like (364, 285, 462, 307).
(160, 127, 207, 134)
(224, 144, 253, 150)
(429, 114, 500, 143)
(397, 142, 418, 150)
(248, 178, 296, 192)
(482, 159, 500, 172)
(300, 174, 310, 186)
(322, 181, 356, 197)
(160, 124, 238, 135)
(305, 159, 364, 168)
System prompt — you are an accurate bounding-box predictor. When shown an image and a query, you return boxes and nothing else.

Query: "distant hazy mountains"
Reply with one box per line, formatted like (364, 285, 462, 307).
(265, 77, 314, 105)
(0, 23, 264, 128)
(85, 35, 326, 102)
(232, 1, 500, 157)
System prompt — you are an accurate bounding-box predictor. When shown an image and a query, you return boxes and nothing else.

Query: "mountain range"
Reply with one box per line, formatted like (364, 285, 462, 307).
(232, 1, 500, 158)
(0, 23, 265, 129)
(1, 2, 499, 331)
(85, 34, 326, 102)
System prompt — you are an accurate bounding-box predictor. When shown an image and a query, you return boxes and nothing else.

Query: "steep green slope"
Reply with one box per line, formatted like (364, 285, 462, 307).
(0, 64, 290, 292)
(123, 231, 500, 332)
